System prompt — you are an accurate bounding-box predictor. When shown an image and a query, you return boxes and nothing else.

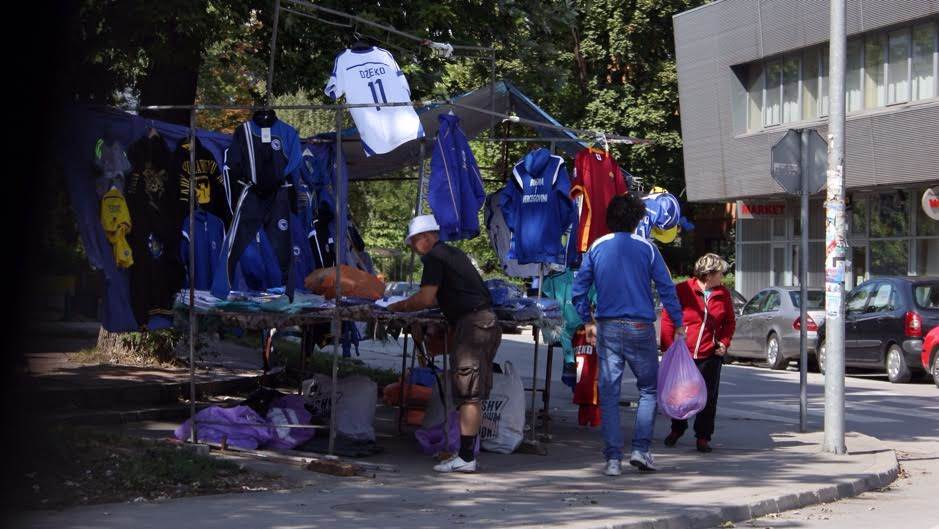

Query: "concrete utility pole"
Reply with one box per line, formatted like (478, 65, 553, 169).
(823, 0, 848, 455)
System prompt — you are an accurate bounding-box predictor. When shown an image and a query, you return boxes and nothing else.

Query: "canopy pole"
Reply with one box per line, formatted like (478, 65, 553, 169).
(187, 109, 199, 443)
(266, 0, 282, 105)
(407, 140, 427, 284)
(328, 108, 345, 456)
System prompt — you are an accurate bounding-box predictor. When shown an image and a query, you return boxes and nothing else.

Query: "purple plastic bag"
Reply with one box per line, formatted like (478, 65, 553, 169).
(414, 410, 479, 456)
(266, 395, 316, 450)
(657, 340, 707, 420)
(174, 405, 273, 450)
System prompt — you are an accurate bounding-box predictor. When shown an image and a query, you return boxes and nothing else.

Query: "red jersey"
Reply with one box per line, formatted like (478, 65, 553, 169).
(570, 148, 628, 252)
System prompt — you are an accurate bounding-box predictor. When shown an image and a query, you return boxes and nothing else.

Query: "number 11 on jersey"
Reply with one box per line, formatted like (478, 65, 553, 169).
(368, 79, 387, 111)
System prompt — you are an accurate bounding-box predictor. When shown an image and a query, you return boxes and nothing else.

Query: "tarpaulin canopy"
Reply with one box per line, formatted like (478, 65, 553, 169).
(324, 80, 631, 184)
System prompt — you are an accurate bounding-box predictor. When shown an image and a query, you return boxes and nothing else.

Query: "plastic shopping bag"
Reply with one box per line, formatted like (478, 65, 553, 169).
(657, 340, 707, 420)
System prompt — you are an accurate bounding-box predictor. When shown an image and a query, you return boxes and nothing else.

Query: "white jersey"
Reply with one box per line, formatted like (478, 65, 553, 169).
(325, 47, 424, 156)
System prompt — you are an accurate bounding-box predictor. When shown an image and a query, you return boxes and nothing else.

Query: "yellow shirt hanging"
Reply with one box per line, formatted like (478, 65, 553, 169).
(100, 187, 134, 268)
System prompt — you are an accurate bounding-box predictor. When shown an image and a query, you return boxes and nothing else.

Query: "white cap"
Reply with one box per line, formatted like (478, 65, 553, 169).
(404, 214, 440, 245)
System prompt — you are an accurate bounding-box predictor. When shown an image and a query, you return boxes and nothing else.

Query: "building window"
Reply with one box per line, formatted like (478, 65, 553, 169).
(782, 56, 801, 123)
(865, 33, 887, 109)
(871, 240, 909, 276)
(870, 192, 911, 238)
(888, 29, 912, 105)
(912, 22, 937, 101)
(850, 197, 868, 236)
(803, 49, 820, 120)
(736, 21, 937, 134)
(846, 38, 863, 112)
(764, 60, 782, 126)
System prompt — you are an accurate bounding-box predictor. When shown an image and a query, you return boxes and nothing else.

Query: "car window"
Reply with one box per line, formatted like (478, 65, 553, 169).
(762, 290, 781, 312)
(869, 283, 896, 313)
(846, 284, 875, 315)
(914, 283, 939, 310)
(743, 291, 768, 315)
(789, 290, 824, 309)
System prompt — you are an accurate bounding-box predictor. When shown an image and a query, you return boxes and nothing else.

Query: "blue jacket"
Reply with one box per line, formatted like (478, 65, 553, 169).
(181, 210, 226, 290)
(233, 230, 283, 292)
(429, 113, 485, 241)
(500, 148, 575, 265)
(572, 232, 683, 326)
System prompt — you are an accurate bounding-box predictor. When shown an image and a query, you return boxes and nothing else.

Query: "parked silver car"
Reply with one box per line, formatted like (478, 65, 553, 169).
(730, 287, 825, 370)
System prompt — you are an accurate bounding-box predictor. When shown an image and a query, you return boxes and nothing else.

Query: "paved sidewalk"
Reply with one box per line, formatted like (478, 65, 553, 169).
(14, 407, 898, 529)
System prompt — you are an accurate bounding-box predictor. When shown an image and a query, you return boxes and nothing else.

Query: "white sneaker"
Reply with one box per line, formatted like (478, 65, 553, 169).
(629, 450, 657, 472)
(603, 459, 622, 476)
(433, 455, 477, 473)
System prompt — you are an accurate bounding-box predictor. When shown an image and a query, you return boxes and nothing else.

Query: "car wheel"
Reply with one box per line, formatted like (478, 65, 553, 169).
(885, 344, 912, 384)
(817, 342, 827, 376)
(932, 351, 939, 389)
(766, 333, 788, 370)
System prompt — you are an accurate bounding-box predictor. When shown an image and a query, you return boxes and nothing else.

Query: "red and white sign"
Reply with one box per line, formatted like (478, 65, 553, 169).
(736, 201, 788, 219)
(923, 187, 939, 221)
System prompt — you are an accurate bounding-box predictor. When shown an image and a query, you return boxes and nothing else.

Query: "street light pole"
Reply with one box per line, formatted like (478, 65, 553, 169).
(823, 0, 848, 455)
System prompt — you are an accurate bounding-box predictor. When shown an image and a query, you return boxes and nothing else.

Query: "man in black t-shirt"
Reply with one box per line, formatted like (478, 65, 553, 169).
(389, 215, 502, 473)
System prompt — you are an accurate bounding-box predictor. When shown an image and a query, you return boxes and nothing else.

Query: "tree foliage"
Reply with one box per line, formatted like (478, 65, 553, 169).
(56, 0, 710, 277)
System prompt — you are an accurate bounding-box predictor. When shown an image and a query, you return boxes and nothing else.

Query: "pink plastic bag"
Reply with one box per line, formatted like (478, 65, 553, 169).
(657, 340, 707, 420)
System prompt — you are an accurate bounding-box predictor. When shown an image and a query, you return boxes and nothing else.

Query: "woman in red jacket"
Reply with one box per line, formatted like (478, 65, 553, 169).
(659, 254, 736, 453)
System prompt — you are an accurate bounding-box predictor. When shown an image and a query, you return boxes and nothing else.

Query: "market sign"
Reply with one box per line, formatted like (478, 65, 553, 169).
(736, 201, 787, 219)
(923, 187, 939, 221)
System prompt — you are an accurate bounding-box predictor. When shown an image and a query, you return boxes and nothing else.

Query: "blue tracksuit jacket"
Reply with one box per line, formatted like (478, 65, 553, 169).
(429, 113, 485, 241)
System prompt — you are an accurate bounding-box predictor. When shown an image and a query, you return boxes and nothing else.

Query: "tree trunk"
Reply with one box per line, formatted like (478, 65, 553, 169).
(138, 2, 208, 125)
(96, 327, 135, 359)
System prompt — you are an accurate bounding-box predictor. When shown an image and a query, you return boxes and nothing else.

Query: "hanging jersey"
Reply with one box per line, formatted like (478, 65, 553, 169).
(234, 229, 283, 292)
(100, 187, 133, 268)
(483, 191, 541, 278)
(226, 118, 303, 197)
(125, 135, 184, 327)
(570, 148, 628, 252)
(181, 210, 226, 290)
(94, 139, 131, 197)
(324, 47, 424, 156)
(500, 148, 575, 265)
(176, 137, 232, 226)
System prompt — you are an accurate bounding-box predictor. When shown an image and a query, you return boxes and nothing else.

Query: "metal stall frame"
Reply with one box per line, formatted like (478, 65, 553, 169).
(133, 0, 650, 460)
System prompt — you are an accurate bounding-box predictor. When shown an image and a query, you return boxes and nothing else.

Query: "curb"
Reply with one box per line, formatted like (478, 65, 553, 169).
(591, 446, 899, 529)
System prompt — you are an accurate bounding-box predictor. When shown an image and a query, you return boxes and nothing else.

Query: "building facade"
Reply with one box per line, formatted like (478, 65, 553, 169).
(673, 0, 939, 299)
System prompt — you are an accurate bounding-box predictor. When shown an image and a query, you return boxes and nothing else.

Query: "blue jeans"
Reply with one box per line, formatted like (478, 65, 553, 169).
(597, 319, 659, 460)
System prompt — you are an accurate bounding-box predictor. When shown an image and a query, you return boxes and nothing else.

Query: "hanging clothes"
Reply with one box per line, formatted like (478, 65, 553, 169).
(175, 136, 232, 226)
(484, 190, 541, 278)
(428, 113, 485, 241)
(233, 229, 283, 292)
(540, 270, 586, 365)
(100, 187, 133, 269)
(572, 327, 601, 428)
(212, 115, 303, 299)
(570, 148, 628, 252)
(94, 139, 132, 197)
(324, 46, 424, 156)
(180, 210, 225, 290)
(125, 134, 185, 327)
(499, 148, 575, 265)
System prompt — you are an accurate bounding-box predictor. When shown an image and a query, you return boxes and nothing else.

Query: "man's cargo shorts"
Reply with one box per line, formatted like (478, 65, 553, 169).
(449, 309, 502, 405)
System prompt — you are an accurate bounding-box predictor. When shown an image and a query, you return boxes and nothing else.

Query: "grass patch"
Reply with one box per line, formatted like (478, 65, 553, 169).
(8, 426, 284, 510)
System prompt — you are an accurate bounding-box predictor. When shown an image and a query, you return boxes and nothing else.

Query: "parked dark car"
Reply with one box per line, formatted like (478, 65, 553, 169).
(816, 277, 939, 383)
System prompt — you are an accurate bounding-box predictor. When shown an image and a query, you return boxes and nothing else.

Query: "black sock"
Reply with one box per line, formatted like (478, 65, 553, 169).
(459, 435, 476, 462)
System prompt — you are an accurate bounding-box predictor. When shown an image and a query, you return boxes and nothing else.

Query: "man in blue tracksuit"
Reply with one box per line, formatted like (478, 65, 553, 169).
(572, 194, 685, 476)
(428, 113, 485, 241)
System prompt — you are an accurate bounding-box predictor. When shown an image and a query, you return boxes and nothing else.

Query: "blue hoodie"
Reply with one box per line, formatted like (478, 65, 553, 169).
(429, 113, 485, 241)
(500, 148, 575, 265)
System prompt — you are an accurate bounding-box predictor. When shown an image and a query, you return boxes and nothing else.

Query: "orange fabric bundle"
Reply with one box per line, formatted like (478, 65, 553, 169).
(304, 265, 385, 300)
(382, 382, 432, 407)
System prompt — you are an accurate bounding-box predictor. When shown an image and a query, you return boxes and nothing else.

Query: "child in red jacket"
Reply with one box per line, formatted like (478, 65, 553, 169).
(659, 254, 736, 452)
